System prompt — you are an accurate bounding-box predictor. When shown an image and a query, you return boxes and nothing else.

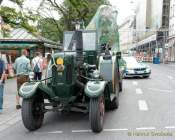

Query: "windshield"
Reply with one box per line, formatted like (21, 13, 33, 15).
(63, 31, 96, 51)
(123, 57, 138, 64)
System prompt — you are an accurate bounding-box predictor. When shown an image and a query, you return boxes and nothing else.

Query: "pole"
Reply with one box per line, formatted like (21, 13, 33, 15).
(162, 31, 166, 64)
(0, 0, 3, 5)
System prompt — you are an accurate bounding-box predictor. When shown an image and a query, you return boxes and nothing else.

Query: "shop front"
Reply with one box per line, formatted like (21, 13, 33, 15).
(168, 38, 175, 62)
(0, 40, 59, 78)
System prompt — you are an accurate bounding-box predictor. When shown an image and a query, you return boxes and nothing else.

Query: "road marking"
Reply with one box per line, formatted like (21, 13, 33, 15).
(148, 88, 173, 93)
(136, 88, 143, 94)
(72, 130, 92, 133)
(72, 129, 129, 133)
(168, 75, 174, 80)
(165, 126, 175, 129)
(104, 128, 128, 132)
(33, 126, 175, 134)
(136, 127, 156, 130)
(48, 131, 63, 134)
(138, 100, 148, 111)
(34, 131, 63, 134)
(132, 81, 138, 86)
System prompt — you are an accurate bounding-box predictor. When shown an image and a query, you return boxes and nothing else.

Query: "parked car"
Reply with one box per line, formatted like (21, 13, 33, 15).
(123, 56, 151, 78)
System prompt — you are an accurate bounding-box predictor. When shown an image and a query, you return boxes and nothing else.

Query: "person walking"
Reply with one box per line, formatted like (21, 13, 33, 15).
(32, 52, 43, 80)
(14, 49, 31, 109)
(0, 52, 7, 113)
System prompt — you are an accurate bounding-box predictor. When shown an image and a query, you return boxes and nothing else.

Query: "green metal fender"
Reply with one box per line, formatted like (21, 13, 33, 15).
(19, 82, 55, 99)
(85, 81, 107, 98)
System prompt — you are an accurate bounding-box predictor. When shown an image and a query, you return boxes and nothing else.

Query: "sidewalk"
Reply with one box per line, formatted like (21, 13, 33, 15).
(0, 78, 21, 132)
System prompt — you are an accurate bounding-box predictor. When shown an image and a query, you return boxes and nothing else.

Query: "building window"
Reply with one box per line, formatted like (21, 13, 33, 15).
(169, 25, 171, 36)
(173, 4, 175, 17)
(173, 24, 174, 35)
(170, 6, 172, 17)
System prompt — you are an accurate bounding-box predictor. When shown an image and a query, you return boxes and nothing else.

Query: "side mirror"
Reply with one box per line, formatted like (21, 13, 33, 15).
(116, 52, 121, 59)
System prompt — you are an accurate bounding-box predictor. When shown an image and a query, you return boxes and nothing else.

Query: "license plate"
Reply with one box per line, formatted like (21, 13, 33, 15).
(136, 71, 144, 74)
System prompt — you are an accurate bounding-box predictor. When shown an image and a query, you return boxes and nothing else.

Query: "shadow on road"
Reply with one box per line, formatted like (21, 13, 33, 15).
(123, 77, 151, 80)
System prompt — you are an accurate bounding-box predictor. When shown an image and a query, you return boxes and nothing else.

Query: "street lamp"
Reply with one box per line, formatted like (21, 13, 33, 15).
(72, 20, 84, 30)
(75, 23, 80, 30)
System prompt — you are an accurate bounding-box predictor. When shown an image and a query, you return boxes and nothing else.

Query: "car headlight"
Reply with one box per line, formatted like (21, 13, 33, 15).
(93, 70, 100, 79)
(29, 72, 34, 80)
(146, 66, 151, 73)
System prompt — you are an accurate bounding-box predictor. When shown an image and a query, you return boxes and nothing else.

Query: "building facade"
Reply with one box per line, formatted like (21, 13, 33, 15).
(119, 15, 136, 53)
(168, 0, 175, 62)
(134, 0, 170, 62)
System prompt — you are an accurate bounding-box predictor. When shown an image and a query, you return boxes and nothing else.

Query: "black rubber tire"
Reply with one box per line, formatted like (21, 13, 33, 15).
(119, 81, 122, 92)
(22, 97, 44, 131)
(143, 75, 150, 78)
(89, 96, 105, 133)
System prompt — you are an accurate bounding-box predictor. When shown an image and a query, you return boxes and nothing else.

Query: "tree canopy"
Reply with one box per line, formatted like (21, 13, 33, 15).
(0, 6, 38, 35)
(1, 0, 110, 42)
(41, 0, 110, 42)
(37, 18, 62, 42)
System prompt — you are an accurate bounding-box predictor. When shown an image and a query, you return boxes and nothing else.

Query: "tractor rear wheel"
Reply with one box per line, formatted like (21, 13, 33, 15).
(89, 95, 105, 133)
(22, 96, 44, 131)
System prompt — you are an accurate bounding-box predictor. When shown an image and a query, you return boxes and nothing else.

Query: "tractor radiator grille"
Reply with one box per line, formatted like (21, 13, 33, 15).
(66, 64, 72, 83)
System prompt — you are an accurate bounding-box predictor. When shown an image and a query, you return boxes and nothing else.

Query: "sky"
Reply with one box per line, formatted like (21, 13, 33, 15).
(110, 0, 136, 24)
(1, 0, 136, 25)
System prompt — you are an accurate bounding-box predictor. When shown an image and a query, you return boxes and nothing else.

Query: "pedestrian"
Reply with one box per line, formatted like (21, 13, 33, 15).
(45, 53, 52, 84)
(32, 52, 43, 80)
(46, 53, 51, 65)
(0, 52, 7, 113)
(14, 49, 31, 109)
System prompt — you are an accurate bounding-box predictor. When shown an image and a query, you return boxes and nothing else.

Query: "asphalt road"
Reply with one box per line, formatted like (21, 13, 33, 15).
(0, 63, 175, 140)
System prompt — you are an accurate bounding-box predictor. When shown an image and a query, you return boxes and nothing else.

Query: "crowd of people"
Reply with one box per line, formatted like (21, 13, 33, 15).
(0, 49, 51, 113)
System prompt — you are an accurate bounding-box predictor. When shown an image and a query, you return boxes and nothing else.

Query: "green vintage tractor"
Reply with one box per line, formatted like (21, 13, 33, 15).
(19, 5, 122, 133)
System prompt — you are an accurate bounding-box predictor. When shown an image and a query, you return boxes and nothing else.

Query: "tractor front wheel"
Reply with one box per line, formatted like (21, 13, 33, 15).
(22, 96, 44, 131)
(89, 95, 105, 133)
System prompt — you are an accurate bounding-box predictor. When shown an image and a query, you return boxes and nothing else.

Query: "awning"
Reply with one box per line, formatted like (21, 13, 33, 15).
(0, 43, 37, 49)
(44, 43, 63, 50)
(136, 34, 156, 47)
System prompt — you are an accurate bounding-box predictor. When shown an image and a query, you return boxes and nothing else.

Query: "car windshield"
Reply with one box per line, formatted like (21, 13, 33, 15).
(123, 57, 138, 65)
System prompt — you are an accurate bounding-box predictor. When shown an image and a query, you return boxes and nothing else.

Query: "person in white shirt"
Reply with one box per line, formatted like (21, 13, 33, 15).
(32, 52, 43, 80)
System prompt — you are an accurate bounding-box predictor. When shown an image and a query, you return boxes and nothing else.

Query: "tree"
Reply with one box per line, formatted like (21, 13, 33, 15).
(44, 0, 109, 42)
(37, 18, 63, 42)
(5, 0, 110, 42)
(46, 0, 109, 30)
(0, 6, 38, 33)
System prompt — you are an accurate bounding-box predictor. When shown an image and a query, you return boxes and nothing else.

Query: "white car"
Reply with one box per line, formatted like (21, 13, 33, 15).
(123, 56, 151, 78)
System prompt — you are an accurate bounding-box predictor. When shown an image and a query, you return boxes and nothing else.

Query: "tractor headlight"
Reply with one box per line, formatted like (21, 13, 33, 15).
(93, 70, 100, 79)
(56, 57, 64, 65)
(29, 72, 34, 80)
